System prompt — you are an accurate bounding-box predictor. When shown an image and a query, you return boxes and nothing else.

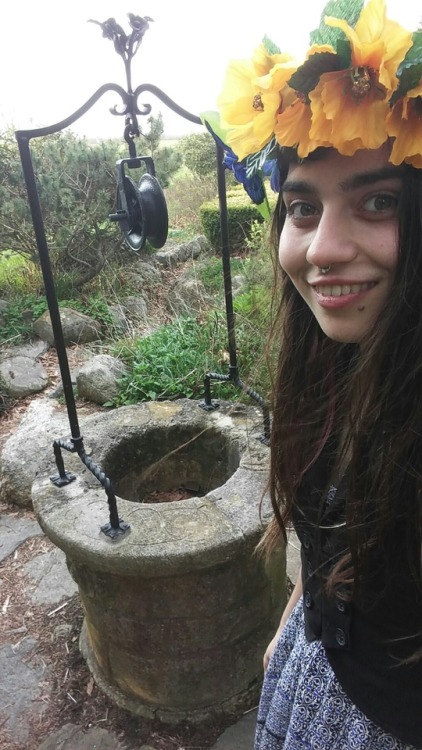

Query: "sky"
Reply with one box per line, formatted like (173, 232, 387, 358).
(1, 1, 420, 142)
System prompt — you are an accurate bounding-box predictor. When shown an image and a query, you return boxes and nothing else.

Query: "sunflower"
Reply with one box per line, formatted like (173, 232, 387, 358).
(308, 0, 413, 155)
(218, 43, 297, 160)
(387, 82, 422, 169)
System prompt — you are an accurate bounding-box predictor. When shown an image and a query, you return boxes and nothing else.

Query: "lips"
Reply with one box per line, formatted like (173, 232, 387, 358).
(313, 281, 376, 297)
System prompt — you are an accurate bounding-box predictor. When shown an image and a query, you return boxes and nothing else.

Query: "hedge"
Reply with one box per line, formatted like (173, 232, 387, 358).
(199, 194, 265, 252)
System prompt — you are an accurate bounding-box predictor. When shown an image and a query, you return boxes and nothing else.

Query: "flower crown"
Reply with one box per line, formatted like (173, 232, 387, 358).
(206, 0, 422, 210)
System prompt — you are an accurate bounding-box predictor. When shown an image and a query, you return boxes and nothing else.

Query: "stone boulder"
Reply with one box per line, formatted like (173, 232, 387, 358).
(166, 276, 210, 316)
(76, 354, 128, 405)
(120, 295, 148, 322)
(155, 236, 210, 268)
(0, 399, 71, 507)
(124, 259, 162, 288)
(33, 308, 102, 346)
(0, 356, 48, 398)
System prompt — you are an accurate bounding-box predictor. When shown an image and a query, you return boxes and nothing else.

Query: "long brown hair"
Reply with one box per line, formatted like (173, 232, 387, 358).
(266, 148, 422, 601)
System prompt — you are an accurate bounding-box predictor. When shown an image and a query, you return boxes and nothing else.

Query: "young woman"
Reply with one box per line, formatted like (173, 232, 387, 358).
(216, 1, 422, 747)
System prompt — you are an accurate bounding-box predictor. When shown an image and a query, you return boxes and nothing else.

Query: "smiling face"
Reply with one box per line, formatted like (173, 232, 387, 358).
(278, 146, 403, 344)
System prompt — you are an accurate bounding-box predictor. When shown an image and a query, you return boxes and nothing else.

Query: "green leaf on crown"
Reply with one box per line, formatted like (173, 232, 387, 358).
(262, 35, 282, 55)
(245, 137, 277, 179)
(395, 32, 422, 99)
(335, 39, 352, 67)
(398, 31, 422, 72)
(288, 53, 345, 97)
(310, 0, 363, 47)
(394, 62, 422, 100)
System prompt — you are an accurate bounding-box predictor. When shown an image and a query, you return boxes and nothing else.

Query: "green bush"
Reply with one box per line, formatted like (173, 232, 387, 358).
(0, 292, 114, 345)
(113, 316, 232, 403)
(112, 301, 274, 407)
(179, 132, 216, 177)
(196, 256, 246, 296)
(199, 195, 265, 252)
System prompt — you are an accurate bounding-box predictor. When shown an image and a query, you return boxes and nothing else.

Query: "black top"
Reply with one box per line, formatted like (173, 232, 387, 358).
(293, 457, 422, 747)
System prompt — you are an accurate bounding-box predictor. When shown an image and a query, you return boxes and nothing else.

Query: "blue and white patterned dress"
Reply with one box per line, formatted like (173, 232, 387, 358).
(254, 599, 419, 750)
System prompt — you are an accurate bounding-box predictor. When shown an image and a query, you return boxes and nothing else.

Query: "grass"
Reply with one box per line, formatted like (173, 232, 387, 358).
(113, 316, 229, 403)
(195, 256, 247, 297)
(0, 251, 41, 295)
(112, 304, 273, 406)
(0, 292, 115, 345)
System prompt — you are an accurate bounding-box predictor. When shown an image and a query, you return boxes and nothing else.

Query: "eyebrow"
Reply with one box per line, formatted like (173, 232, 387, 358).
(282, 166, 404, 195)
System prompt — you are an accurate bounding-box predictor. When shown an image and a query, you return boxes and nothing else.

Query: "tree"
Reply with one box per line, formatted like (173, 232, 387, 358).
(179, 132, 217, 177)
(153, 146, 182, 188)
(140, 113, 164, 158)
(0, 129, 122, 289)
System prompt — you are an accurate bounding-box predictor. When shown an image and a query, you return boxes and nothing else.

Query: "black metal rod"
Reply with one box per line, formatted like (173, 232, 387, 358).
(215, 141, 238, 374)
(16, 135, 82, 442)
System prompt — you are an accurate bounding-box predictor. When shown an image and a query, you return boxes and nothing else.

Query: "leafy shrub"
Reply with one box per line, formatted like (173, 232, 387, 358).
(0, 251, 41, 294)
(199, 195, 265, 252)
(114, 316, 231, 403)
(112, 301, 274, 407)
(196, 256, 246, 296)
(178, 132, 216, 177)
(0, 292, 114, 344)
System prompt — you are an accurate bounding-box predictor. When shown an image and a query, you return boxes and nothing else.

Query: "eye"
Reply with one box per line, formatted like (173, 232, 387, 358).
(362, 193, 398, 213)
(286, 201, 318, 219)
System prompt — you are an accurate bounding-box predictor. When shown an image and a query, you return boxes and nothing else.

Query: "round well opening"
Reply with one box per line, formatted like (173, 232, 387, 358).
(103, 424, 241, 503)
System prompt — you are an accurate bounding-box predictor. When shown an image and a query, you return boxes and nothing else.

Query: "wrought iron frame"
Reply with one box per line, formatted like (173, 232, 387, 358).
(14, 15, 270, 538)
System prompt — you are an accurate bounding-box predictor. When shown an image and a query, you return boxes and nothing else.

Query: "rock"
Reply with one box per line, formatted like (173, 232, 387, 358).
(0, 399, 70, 507)
(155, 236, 210, 268)
(23, 547, 78, 605)
(232, 274, 247, 297)
(36, 723, 126, 750)
(125, 258, 161, 287)
(5, 339, 49, 361)
(121, 295, 148, 321)
(76, 354, 128, 405)
(106, 303, 130, 334)
(195, 234, 211, 253)
(0, 355, 48, 398)
(211, 708, 257, 749)
(33, 307, 102, 346)
(0, 514, 44, 563)
(166, 276, 210, 315)
(0, 638, 50, 744)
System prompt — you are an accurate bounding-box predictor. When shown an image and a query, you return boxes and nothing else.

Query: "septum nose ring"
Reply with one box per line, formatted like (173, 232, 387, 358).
(320, 265, 331, 274)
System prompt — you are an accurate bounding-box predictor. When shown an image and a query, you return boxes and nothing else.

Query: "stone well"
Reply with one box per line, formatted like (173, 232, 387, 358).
(32, 399, 286, 724)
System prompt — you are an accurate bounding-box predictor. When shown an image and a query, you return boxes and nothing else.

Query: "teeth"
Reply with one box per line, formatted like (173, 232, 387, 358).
(315, 282, 373, 296)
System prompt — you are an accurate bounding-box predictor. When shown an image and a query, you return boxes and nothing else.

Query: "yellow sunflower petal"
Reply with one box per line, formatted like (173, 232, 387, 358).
(306, 43, 336, 59)
(225, 122, 269, 161)
(387, 86, 422, 166)
(275, 98, 329, 158)
(354, 0, 385, 43)
(309, 70, 388, 152)
(325, 0, 412, 93)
